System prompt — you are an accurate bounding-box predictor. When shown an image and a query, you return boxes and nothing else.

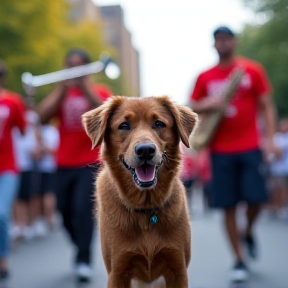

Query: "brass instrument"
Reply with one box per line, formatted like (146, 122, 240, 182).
(22, 53, 120, 89)
(21, 53, 120, 113)
(189, 68, 245, 151)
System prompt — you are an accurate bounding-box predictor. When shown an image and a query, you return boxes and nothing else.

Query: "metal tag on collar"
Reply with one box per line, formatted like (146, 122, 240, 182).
(150, 215, 158, 224)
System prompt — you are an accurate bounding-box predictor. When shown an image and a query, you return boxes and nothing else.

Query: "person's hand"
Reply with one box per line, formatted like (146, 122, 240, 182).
(203, 95, 227, 111)
(31, 146, 45, 161)
(265, 139, 283, 162)
(74, 75, 90, 89)
(58, 80, 70, 91)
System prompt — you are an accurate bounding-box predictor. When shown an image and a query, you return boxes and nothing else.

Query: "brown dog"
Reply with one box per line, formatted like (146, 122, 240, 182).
(82, 96, 198, 288)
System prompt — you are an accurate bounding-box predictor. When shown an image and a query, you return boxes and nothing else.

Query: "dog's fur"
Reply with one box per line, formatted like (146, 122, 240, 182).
(82, 96, 198, 288)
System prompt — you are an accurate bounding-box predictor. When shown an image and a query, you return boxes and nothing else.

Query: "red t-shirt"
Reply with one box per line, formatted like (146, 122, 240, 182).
(0, 90, 26, 174)
(56, 84, 111, 167)
(190, 57, 272, 153)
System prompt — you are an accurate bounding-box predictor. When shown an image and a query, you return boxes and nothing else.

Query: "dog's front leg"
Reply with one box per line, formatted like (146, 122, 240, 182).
(107, 272, 131, 288)
(163, 271, 188, 288)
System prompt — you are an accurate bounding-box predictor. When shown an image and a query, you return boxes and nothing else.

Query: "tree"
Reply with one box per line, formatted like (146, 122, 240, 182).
(238, 0, 288, 116)
(0, 0, 122, 102)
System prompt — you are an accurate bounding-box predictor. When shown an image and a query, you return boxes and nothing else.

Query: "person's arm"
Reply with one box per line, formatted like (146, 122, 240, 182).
(13, 95, 26, 135)
(76, 76, 103, 107)
(190, 73, 226, 113)
(42, 126, 59, 155)
(254, 62, 280, 157)
(191, 96, 227, 114)
(37, 83, 67, 123)
(258, 95, 280, 157)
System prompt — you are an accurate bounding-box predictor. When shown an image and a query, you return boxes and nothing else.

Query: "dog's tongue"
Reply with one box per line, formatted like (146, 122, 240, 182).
(135, 164, 156, 182)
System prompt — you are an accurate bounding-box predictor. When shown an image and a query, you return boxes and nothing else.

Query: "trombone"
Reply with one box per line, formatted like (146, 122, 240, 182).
(22, 53, 120, 89)
(21, 53, 120, 108)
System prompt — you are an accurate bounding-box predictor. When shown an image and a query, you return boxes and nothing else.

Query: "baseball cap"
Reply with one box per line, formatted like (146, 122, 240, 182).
(213, 26, 235, 38)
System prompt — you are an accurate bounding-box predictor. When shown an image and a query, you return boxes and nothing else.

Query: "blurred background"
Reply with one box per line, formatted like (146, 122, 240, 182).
(1, 0, 288, 114)
(0, 0, 288, 287)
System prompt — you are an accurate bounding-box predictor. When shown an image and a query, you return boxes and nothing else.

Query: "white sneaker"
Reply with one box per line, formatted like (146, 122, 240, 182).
(10, 225, 23, 240)
(33, 219, 48, 238)
(230, 260, 249, 283)
(75, 263, 92, 282)
(23, 226, 36, 241)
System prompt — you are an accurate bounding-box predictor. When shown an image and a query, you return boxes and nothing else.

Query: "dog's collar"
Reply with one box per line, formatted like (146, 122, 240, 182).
(133, 193, 176, 225)
(134, 207, 159, 214)
(134, 208, 159, 224)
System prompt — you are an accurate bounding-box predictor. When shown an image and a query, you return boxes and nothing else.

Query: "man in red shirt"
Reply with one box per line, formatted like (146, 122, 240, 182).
(190, 27, 278, 283)
(37, 49, 112, 283)
(0, 61, 26, 280)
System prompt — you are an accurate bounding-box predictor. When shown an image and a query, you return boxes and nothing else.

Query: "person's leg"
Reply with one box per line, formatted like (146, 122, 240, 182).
(72, 166, 97, 266)
(34, 171, 56, 233)
(28, 171, 42, 227)
(55, 168, 75, 243)
(224, 207, 244, 261)
(240, 149, 268, 259)
(245, 205, 261, 237)
(203, 181, 212, 212)
(182, 179, 194, 212)
(211, 154, 240, 258)
(0, 172, 19, 275)
(210, 153, 248, 282)
(42, 193, 56, 228)
(12, 172, 30, 236)
(276, 178, 288, 218)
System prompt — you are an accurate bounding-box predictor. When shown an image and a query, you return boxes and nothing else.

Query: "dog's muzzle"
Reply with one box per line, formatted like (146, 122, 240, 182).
(122, 143, 163, 189)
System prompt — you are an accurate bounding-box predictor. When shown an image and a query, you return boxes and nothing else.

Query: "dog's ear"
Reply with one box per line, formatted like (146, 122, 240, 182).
(82, 96, 124, 149)
(161, 97, 198, 148)
(175, 104, 198, 148)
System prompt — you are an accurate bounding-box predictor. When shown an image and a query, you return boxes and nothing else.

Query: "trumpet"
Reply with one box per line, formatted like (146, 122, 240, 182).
(22, 53, 120, 89)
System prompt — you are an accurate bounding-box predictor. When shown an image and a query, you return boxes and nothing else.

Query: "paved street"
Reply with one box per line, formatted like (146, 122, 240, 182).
(2, 194, 288, 288)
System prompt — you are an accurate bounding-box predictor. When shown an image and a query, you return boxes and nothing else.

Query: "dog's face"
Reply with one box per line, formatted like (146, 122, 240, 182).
(82, 96, 197, 206)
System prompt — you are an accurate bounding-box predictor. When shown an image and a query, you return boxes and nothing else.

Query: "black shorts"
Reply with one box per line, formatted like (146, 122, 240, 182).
(35, 172, 56, 195)
(182, 179, 195, 194)
(210, 149, 268, 208)
(17, 171, 38, 201)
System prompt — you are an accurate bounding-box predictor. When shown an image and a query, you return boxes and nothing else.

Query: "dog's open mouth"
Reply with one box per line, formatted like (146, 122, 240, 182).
(122, 159, 162, 188)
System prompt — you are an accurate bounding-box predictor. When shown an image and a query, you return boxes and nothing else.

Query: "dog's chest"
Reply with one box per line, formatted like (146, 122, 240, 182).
(138, 229, 162, 256)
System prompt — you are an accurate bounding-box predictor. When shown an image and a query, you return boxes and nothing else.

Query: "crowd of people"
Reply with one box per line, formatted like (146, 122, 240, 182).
(0, 49, 113, 283)
(0, 27, 288, 286)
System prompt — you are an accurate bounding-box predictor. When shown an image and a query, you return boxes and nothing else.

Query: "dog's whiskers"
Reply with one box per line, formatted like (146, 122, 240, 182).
(163, 151, 172, 162)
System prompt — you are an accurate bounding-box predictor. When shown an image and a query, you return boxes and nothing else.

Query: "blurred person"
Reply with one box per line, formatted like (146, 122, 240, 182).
(37, 49, 112, 283)
(31, 118, 59, 234)
(12, 109, 40, 241)
(194, 148, 212, 212)
(190, 26, 278, 283)
(0, 60, 26, 280)
(180, 141, 197, 207)
(268, 118, 288, 219)
(180, 143, 211, 215)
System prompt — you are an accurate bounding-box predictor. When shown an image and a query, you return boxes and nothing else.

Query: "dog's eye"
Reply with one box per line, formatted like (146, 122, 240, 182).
(118, 122, 131, 130)
(153, 120, 166, 129)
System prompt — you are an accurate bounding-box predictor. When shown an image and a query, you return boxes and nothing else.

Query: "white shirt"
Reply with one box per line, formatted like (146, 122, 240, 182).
(13, 125, 37, 171)
(36, 125, 59, 172)
(270, 132, 288, 176)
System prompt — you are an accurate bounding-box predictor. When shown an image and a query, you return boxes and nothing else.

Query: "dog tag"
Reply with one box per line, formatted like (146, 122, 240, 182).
(150, 215, 158, 224)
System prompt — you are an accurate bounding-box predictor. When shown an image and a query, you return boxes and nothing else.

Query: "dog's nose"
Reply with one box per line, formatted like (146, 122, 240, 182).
(135, 143, 156, 161)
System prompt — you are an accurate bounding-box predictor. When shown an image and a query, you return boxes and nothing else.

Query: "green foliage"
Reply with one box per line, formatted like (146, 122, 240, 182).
(238, 0, 288, 117)
(0, 0, 123, 102)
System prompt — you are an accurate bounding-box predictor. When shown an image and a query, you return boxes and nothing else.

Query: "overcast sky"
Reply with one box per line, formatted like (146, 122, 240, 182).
(93, 0, 253, 104)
